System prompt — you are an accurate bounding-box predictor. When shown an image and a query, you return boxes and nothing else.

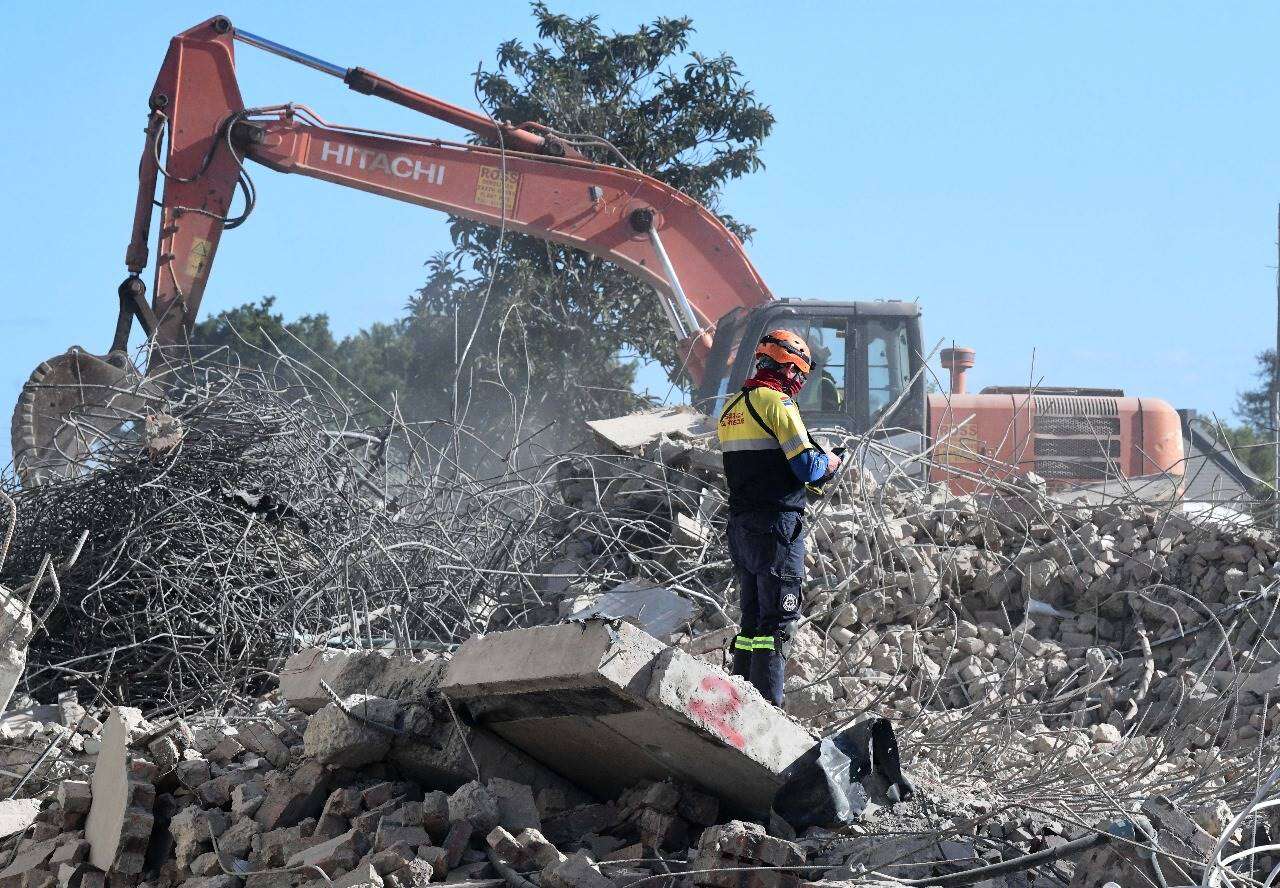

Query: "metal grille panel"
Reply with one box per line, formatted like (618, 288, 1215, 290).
(1032, 396, 1121, 481)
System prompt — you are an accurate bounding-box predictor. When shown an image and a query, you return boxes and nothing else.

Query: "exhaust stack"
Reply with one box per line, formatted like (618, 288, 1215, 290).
(940, 346, 976, 395)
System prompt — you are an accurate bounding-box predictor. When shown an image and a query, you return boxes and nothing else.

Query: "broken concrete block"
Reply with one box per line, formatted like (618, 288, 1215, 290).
(484, 828, 523, 867)
(256, 761, 329, 830)
(442, 821, 472, 869)
(174, 759, 211, 791)
(237, 721, 290, 770)
(285, 828, 366, 877)
(231, 780, 266, 819)
(447, 783, 498, 834)
(169, 805, 227, 868)
(182, 876, 240, 888)
(279, 648, 390, 714)
(47, 840, 88, 870)
(416, 846, 449, 880)
(85, 707, 154, 874)
(0, 800, 41, 839)
(487, 779, 539, 833)
(216, 817, 260, 860)
(585, 406, 713, 454)
(513, 829, 565, 870)
(442, 621, 814, 814)
(304, 695, 398, 768)
(208, 734, 245, 766)
(691, 821, 804, 888)
(54, 783, 90, 831)
(333, 862, 384, 888)
(392, 859, 435, 888)
(189, 851, 223, 877)
(0, 839, 58, 883)
(55, 861, 89, 888)
(421, 792, 450, 838)
(541, 851, 615, 888)
(377, 825, 431, 853)
(0, 587, 32, 715)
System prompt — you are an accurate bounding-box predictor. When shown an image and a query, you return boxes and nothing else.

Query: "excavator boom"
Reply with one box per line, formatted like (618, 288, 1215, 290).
(12, 15, 771, 484)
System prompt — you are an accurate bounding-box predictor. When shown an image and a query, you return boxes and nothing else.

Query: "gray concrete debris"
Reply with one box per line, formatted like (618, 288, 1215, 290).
(447, 783, 499, 835)
(280, 648, 391, 714)
(568, 581, 697, 641)
(443, 620, 814, 814)
(0, 590, 32, 716)
(304, 695, 399, 768)
(585, 406, 714, 454)
(0, 800, 39, 839)
(84, 707, 153, 874)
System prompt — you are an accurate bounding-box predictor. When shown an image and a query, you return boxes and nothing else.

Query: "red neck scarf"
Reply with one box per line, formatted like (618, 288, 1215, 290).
(743, 368, 804, 398)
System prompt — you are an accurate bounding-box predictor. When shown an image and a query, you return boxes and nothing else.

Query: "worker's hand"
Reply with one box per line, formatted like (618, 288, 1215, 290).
(823, 451, 842, 479)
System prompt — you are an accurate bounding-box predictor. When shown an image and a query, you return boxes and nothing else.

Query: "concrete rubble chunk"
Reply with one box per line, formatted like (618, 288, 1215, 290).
(585, 406, 713, 454)
(540, 850, 615, 888)
(442, 621, 814, 814)
(691, 821, 804, 888)
(447, 783, 499, 834)
(0, 839, 58, 881)
(513, 829, 566, 871)
(303, 695, 398, 768)
(487, 779, 540, 833)
(285, 828, 366, 876)
(85, 707, 154, 874)
(256, 761, 329, 830)
(236, 721, 290, 770)
(0, 800, 41, 839)
(279, 648, 390, 714)
(333, 862, 384, 888)
(0, 586, 33, 715)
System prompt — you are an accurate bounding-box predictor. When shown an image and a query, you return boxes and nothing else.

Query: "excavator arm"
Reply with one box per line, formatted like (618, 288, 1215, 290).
(12, 15, 771, 484)
(16, 16, 773, 482)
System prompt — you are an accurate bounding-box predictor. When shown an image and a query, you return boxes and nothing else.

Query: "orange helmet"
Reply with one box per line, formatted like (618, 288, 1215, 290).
(755, 329, 812, 375)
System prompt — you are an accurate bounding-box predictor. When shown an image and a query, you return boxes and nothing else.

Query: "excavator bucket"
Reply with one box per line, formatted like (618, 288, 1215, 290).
(10, 348, 152, 487)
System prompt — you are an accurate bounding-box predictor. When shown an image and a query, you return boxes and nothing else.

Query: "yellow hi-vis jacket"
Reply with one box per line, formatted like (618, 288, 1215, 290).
(717, 387, 813, 513)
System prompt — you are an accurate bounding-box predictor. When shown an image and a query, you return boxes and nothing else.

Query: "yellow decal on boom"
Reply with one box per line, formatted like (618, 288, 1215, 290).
(187, 238, 212, 278)
(476, 166, 520, 213)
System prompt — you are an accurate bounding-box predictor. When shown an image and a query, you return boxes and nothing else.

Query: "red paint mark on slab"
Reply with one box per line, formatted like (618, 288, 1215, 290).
(689, 675, 746, 748)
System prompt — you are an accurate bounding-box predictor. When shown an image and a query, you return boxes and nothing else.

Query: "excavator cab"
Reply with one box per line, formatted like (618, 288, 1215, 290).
(696, 299, 928, 445)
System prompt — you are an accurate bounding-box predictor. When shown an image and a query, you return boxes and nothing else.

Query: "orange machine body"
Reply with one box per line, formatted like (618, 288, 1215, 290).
(925, 390, 1185, 491)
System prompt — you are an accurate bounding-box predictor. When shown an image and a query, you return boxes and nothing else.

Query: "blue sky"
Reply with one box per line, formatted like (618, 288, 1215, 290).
(4, 1, 1279, 456)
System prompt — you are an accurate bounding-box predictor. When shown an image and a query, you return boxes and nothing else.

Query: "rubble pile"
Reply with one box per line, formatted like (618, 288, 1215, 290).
(539, 418, 1280, 828)
(6, 372, 1280, 886)
(0, 638, 1074, 888)
(0, 357, 587, 710)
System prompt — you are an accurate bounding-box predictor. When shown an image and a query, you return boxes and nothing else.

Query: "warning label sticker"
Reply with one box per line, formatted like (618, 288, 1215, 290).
(187, 238, 213, 278)
(936, 431, 984, 467)
(475, 166, 519, 213)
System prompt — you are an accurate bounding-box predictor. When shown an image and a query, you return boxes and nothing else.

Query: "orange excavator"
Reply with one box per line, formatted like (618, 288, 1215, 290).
(11, 15, 1186, 492)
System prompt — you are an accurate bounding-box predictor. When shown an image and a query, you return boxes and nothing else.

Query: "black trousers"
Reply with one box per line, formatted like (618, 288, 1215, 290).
(726, 509, 805, 707)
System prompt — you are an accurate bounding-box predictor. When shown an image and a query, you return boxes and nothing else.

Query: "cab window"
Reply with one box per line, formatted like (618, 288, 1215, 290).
(774, 319, 848, 414)
(863, 317, 914, 423)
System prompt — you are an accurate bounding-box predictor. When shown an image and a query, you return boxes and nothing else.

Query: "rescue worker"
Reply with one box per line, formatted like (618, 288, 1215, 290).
(717, 330, 841, 707)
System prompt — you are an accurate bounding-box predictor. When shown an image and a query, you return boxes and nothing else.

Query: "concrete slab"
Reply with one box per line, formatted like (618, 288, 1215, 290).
(441, 621, 814, 814)
(585, 407, 714, 454)
(0, 799, 39, 839)
(568, 582, 696, 642)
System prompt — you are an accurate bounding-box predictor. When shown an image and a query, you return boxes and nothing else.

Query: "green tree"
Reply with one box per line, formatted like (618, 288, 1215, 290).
(195, 6, 772, 461)
(1236, 348, 1278, 433)
(405, 2, 774, 443)
(189, 297, 341, 374)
